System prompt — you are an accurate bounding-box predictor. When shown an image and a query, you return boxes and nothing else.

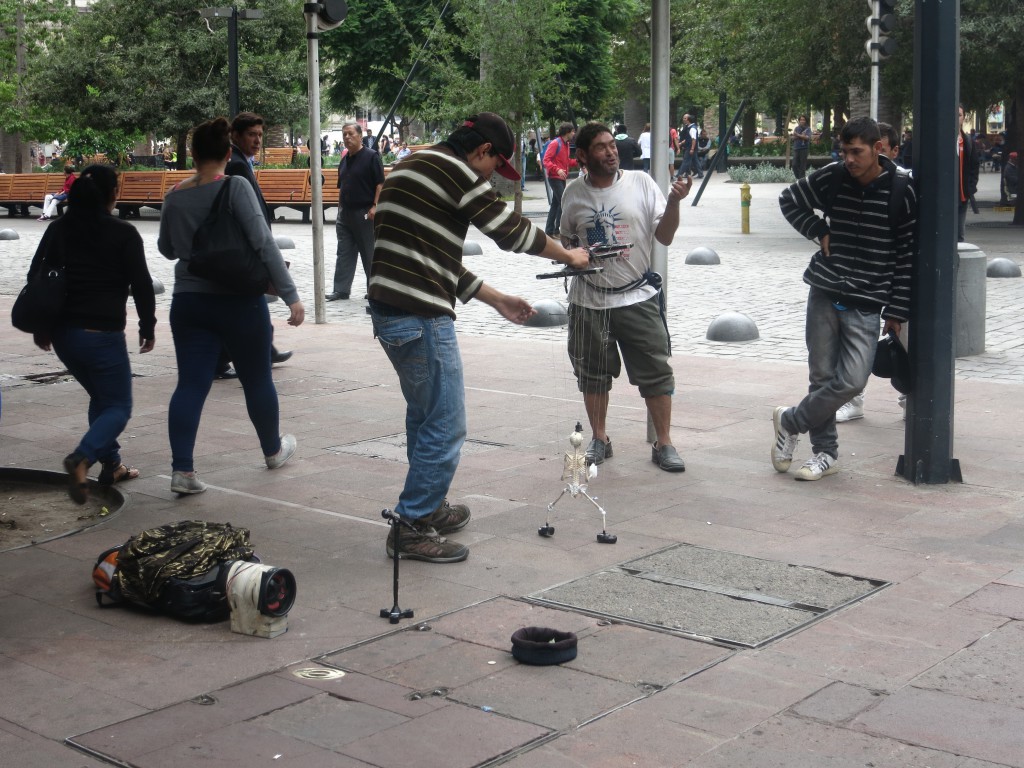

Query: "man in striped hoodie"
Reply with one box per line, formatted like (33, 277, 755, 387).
(368, 112, 589, 562)
(771, 116, 917, 481)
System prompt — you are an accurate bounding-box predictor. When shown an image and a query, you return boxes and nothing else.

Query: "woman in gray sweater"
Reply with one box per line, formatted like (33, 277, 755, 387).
(158, 117, 304, 495)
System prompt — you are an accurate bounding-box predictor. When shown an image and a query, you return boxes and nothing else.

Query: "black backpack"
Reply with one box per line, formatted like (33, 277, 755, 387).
(93, 521, 256, 622)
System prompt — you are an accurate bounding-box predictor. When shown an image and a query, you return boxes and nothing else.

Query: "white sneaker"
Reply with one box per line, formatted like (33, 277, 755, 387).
(836, 394, 865, 422)
(266, 434, 296, 469)
(771, 406, 800, 472)
(171, 471, 207, 494)
(794, 452, 839, 481)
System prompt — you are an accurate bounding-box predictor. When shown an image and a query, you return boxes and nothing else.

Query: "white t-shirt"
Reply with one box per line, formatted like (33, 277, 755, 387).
(638, 131, 651, 160)
(559, 170, 667, 310)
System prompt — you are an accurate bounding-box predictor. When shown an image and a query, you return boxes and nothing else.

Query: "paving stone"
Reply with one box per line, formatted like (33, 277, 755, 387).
(371, 638, 518, 691)
(253, 692, 409, 750)
(693, 713, 966, 768)
(449, 662, 642, 730)
(788, 680, 885, 725)
(131, 720, 373, 768)
(636, 652, 829, 737)
(339, 704, 549, 768)
(500, 707, 726, 768)
(853, 686, 1024, 767)
(911, 621, 1024, 707)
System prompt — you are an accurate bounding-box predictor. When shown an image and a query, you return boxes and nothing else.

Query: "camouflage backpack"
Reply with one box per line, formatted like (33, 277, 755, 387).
(92, 520, 255, 622)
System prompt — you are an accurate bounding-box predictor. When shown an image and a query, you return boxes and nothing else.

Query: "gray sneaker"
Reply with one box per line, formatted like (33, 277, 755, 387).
(771, 406, 799, 472)
(265, 434, 297, 469)
(386, 517, 469, 563)
(171, 471, 207, 495)
(585, 437, 612, 465)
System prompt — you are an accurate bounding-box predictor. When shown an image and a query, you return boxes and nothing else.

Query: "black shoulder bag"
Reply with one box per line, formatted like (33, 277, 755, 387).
(12, 239, 67, 334)
(188, 176, 271, 296)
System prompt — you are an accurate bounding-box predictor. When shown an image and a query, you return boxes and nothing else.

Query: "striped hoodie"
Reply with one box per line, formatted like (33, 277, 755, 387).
(369, 145, 547, 318)
(778, 157, 916, 322)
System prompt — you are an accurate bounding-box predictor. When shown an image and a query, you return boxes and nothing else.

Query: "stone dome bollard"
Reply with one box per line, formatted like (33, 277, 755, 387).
(957, 243, 987, 357)
(0, 229, 19, 240)
(525, 299, 568, 327)
(685, 246, 720, 265)
(986, 257, 1022, 278)
(706, 311, 759, 342)
(463, 240, 483, 256)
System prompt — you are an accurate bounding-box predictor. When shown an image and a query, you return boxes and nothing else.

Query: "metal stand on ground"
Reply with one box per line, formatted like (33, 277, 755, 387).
(380, 509, 415, 624)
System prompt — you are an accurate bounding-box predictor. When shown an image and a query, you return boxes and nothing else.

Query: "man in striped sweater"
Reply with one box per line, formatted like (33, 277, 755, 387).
(772, 116, 917, 481)
(368, 112, 589, 563)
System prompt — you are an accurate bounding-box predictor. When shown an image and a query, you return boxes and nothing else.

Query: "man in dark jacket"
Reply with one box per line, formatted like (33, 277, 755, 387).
(223, 112, 291, 370)
(957, 104, 981, 242)
(613, 124, 642, 171)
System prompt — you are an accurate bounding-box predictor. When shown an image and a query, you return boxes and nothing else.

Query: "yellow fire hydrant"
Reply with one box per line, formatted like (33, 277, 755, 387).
(741, 183, 751, 234)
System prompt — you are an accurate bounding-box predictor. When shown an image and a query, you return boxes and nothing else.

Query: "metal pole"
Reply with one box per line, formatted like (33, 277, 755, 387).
(228, 7, 239, 120)
(900, 0, 960, 483)
(648, 0, 670, 444)
(304, 6, 326, 324)
(869, 0, 879, 120)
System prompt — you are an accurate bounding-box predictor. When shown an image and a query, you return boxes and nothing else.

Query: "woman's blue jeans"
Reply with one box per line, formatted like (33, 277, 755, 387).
(51, 327, 132, 466)
(370, 307, 466, 521)
(168, 292, 281, 472)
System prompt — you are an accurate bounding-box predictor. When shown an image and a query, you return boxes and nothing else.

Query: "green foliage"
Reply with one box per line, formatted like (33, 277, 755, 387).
(0, 0, 74, 139)
(728, 162, 796, 184)
(28, 0, 307, 147)
(60, 126, 144, 167)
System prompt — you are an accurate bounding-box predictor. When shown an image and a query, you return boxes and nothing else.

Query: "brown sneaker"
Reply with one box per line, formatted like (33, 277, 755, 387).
(386, 519, 469, 563)
(419, 499, 471, 534)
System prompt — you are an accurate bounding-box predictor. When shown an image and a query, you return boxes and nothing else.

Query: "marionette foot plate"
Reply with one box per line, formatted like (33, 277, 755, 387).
(596, 532, 617, 544)
(538, 525, 555, 537)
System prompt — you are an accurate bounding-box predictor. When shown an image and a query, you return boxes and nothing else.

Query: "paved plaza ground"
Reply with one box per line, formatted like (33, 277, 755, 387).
(1, 169, 1023, 767)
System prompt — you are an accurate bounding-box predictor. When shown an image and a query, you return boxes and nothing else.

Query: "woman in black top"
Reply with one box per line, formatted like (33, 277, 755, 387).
(27, 165, 157, 504)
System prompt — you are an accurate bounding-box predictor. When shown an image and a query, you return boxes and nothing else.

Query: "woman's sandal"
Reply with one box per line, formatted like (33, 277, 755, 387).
(98, 462, 140, 486)
(63, 452, 91, 505)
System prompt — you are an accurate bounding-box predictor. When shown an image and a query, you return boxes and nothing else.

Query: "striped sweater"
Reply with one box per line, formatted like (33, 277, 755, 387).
(369, 145, 547, 318)
(778, 158, 916, 322)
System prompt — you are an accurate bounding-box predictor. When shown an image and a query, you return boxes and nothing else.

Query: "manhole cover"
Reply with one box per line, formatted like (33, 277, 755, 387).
(529, 544, 888, 648)
(292, 667, 346, 680)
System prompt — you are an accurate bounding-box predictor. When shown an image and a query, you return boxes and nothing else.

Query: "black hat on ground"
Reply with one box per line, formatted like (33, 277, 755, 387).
(510, 626, 578, 665)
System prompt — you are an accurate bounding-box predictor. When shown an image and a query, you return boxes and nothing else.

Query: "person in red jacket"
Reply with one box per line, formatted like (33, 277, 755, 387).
(39, 166, 76, 220)
(543, 122, 576, 235)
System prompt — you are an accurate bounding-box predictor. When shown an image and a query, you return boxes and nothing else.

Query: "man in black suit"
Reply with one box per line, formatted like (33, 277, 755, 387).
(216, 112, 292, 376)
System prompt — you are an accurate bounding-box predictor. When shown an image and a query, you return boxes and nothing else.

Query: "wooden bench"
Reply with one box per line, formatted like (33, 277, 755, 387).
(161, 170, 194, 195)
(257, 169, 310, 220)
(3, 174, 49, 216)
(116, 172, 166, 218)
(261, 147, 295, 166)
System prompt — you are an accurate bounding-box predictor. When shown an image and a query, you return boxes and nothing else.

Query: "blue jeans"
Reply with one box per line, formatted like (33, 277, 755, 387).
(51, 327, 133, 466)
(333, 207, 375, 295)
(782, 287, 880, 459)
(370, 306, 466, 521)
(678, 150, 702, 177)
(168, 292, 281, 472)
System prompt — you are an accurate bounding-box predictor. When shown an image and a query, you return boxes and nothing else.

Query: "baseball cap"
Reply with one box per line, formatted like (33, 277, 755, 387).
(463, 113, 521, 181)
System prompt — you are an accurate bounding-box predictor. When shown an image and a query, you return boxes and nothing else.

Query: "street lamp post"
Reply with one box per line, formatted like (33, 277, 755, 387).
(199, 6, 264, 118)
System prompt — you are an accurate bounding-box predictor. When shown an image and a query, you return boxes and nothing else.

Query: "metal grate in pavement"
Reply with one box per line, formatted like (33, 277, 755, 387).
(528, 543, 888, 648)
